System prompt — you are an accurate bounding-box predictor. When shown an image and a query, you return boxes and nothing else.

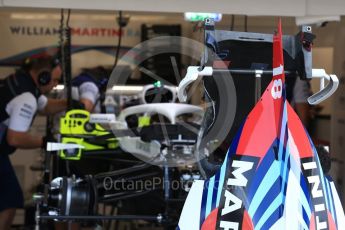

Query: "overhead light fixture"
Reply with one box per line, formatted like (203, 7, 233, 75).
(295, 16, 340, 26)
(10, 13, 60, 20)
(53, 85, 144, 93)
(184, 12, 222, 22)
(111, 85, 144, 92)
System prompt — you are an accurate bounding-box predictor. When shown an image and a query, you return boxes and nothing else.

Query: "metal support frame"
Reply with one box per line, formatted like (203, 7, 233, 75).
(255, 70, 263, 103)
(38, 214, 164, 222)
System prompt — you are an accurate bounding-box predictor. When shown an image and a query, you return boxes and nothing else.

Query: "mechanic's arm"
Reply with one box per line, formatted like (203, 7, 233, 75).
(40, 98, 67, 115)
(293, 78, 312, 127)
(6, 129, 43, 149)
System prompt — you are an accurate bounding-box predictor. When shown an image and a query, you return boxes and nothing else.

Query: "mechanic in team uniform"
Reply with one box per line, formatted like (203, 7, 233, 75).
(0, 56, 67, 230)
(71, 66, 110, 113)
(52, 66, 109, 137)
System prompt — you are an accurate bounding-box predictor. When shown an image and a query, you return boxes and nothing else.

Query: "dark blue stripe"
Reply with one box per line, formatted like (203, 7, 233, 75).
(302, 205, 310, 227)
(200, 182, 209, 227)
(281, 132, 288, 162)
(282, 156, 291, 196)
(228, 121, 245, 154)
(251, 177, 282, 224)
(260, 205, 284, 230)
(299, 171, 313, 208)
(247, 142, 277, 201)
(212, 170, 220, 210)
(323, 176, 332, 215)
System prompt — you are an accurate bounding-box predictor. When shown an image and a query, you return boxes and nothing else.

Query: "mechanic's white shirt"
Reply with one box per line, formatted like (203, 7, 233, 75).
(3, 92, 47, 132)
(72, 82, 100, 113)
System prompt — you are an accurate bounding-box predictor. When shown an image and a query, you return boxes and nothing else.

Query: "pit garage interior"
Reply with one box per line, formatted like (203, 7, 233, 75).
(0, 1, 345, 230)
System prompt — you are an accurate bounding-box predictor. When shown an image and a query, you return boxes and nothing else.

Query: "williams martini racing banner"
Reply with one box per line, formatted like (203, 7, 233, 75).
(0, 12, 141, 72)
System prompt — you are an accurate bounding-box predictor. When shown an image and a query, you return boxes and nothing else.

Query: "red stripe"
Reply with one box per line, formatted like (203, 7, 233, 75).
(242, 210, 254, 230)
(236, 19, 286, 165)
(287, 103, 313, 158)
(201, 208, 218, 230)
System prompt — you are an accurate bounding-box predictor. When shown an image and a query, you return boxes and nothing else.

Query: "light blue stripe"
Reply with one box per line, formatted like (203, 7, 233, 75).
(316, 158, 330, 212)
(254, 193, 284, 230)
(325, 178, 335, 219)
(205, 176, 215, 217)
(279, 103, 288, 196)
(278, 102, 287, 160)
(289, 152, 302, 179)
(248, 161, 280, 216)
(324, 178, 331, 210)
(328, 181, 338, 227)
(216, 156, 228, 206)
(288, 153, 312, 218)
(282, 158, 311, 228)
(282, 154, 312, 218)
(299, 182, 312, 218)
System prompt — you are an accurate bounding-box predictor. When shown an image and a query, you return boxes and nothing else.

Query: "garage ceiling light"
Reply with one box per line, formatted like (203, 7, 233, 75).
(53, 85, 144, 92)
(53, 85, 65, 90)
(111, 85, 144, 92)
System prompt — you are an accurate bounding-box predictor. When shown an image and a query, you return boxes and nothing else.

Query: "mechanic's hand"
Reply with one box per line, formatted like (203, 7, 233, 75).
(71, 99, 85, 110)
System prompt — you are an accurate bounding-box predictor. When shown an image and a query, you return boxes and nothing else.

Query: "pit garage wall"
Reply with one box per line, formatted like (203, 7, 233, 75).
(308, 18, 345, 203)
(0, 9, 193, 77)
(1, 8, 345, 208)
(0, 11, 139, 77)
(331, 20, 345, 202)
